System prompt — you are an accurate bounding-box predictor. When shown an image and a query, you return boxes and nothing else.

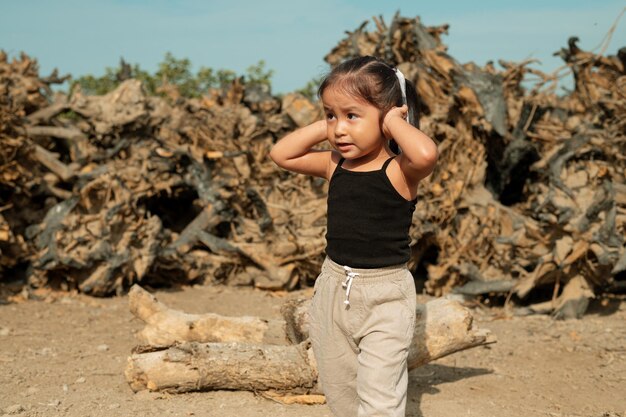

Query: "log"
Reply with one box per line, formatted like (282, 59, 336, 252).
(129, 284, 287, 346)
(126, 285, 495, 392)
(407, 298, 493, 368)
(282, 296, 495, 369)
(125, 341, 318, 393)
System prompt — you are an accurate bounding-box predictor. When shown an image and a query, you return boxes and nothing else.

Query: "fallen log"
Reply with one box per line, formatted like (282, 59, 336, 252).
(281, 295, 495, 369)
(125, 341, 318, 393)
(126, 285, 495, 393)
(128, 284, 287, 346)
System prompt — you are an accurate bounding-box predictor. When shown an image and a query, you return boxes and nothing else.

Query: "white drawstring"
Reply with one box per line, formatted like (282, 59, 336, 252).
(342, 266, 359, 307)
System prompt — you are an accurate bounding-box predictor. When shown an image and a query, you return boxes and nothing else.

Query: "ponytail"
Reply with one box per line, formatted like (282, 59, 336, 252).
(390, 69, 420, 154)
(404, 78, 420, 130)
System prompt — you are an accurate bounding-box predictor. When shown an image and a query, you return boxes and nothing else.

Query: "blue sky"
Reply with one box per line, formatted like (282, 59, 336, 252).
(1, 0, 624, 93)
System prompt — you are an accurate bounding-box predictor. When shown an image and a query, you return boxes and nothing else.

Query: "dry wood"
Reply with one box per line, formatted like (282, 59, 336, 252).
(1, 13, 624, 315)
(281, 297, 494, 369)
(31, 143, 76, 181)
(126, 285, 494, 393)
(125, 340, 318, 393)
(24, 93, 69, 124)
(24, 125, 86, 141)
(128, 284, 287, 346)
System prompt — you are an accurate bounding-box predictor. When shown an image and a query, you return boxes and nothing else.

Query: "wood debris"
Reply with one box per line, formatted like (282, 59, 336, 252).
(1, 14, 624, 317)
(125, 285, 494, 394)
(323, 13, 625, 317)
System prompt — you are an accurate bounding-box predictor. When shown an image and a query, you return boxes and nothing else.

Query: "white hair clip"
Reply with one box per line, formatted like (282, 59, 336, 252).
(394, 68, 411, 125)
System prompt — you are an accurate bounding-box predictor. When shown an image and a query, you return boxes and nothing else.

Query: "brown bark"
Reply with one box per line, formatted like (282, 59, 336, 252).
(125, 341, 318, 393)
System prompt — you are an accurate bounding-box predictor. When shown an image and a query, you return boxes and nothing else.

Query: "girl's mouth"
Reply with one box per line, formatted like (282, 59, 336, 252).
(336, 143, 354, 151)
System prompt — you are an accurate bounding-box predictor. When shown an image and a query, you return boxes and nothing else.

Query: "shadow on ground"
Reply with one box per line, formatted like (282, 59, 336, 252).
(406, 363, 492, 417)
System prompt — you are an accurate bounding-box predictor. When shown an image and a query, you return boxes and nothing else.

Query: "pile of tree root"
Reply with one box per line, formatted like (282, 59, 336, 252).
(1, 14, 625, 317)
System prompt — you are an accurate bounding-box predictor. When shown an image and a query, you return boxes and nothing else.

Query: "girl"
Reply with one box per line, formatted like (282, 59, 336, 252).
(270, 56, 438, 417)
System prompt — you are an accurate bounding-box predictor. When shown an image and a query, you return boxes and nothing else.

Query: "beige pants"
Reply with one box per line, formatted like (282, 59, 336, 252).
(308, 256, 417, 417)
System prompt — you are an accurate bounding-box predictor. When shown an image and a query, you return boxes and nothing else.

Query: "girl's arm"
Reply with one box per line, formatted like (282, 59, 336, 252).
(383, 106, 438, 183)
(269, 120, 333, 179)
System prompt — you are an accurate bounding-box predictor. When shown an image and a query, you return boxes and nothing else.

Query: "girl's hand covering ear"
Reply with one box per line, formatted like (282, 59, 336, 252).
(382, 105, 408, 139)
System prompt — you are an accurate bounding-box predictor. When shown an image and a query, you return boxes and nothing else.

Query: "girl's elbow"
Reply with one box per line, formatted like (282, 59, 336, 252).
(427, 146, 439, 166)
(405, 148, 438, 176)
(406, 134, 438, 166)
(423, 149, 439, 173)
(419, 142, 439, 167)
(269, 147, 285, 167)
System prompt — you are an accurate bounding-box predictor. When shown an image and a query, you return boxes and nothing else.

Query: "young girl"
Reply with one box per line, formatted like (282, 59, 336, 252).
(270, 56, 438, 417)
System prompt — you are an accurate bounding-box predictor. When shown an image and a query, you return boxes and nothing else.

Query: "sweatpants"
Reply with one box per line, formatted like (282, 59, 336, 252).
(308, 256, 417, 417)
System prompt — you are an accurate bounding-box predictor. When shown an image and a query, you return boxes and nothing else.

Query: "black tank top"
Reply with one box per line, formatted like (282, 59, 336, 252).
(325, 157, 417, 268)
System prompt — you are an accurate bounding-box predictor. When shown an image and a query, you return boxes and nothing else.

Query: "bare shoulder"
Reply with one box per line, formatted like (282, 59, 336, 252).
(326, 151, 343, 179)
(385, 156, 421, 201)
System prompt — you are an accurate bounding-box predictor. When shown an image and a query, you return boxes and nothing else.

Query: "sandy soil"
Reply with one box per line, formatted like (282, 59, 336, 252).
(0, 284, 625, 417)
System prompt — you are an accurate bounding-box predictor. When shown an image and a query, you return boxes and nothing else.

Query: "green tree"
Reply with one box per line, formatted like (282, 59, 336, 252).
(197, 67, 237, 90)
(71, 67, 119, 96)
(70, 54, 273, 98)
(154, 52, 198, 97)
(245, 60, 274, 87)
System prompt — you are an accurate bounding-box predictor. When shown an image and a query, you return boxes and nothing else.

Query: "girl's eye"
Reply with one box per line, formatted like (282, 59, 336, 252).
(347, 113, 358, 120)
(326, 113, 336, 120)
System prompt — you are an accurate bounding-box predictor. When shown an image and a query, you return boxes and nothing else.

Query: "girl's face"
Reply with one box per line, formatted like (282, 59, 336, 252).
(322, 86, 388, 162)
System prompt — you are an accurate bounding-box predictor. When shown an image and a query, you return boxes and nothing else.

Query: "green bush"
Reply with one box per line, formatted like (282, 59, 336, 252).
(70, 53, 273, 98)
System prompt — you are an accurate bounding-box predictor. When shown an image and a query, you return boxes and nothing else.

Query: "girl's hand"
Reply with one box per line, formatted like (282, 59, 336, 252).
(382, 105, 408, 139)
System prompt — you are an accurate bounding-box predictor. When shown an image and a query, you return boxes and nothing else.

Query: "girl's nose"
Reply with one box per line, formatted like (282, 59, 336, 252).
(334, 120, 347, 136)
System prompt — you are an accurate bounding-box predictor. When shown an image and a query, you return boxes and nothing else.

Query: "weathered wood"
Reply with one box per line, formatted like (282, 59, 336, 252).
(2, 15, 624, 308)
(125, 341, 318, 393)
(129, 285, 287, 346)
(282, 297, 495, 369)
(407, 298, 493, 368)
(31, 143, 76, 181)
(126, 285, 495, 393)
(69, 79, 148, 134)
(168, 205, 220, 252)
(25, 94, 69, 124)
(452, 279, 515, 296)
(25, 125, 85, 141)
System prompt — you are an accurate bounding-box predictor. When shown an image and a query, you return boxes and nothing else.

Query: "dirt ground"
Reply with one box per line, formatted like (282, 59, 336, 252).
(0, 283, 625, 417)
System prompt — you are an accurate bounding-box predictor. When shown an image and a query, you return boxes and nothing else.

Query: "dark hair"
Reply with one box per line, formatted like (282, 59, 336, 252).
(317, 56, 420, 152)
